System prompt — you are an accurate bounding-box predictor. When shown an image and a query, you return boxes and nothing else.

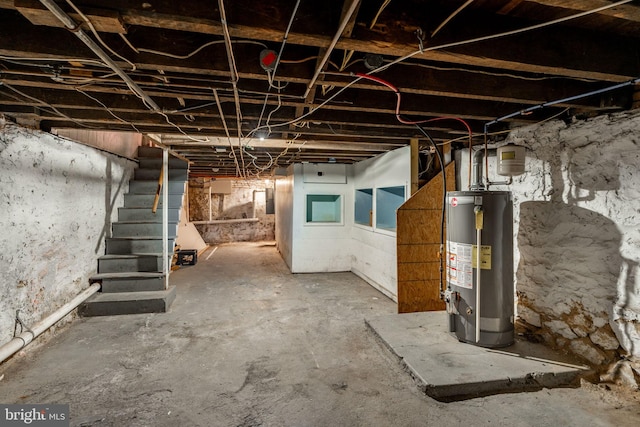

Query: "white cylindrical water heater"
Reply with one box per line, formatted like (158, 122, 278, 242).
(446, 191, 514, 347)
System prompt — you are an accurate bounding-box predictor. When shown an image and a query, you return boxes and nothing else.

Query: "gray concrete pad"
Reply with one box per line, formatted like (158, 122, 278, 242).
(366, 311, 591, 401)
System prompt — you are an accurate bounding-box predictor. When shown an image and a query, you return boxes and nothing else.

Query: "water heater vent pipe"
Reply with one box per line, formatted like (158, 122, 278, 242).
(471, 149, 514, 190)
(471, 149, 486, 190)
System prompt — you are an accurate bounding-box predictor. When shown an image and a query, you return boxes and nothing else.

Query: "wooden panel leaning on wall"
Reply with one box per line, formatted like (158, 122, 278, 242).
(397, 162, 456, 313)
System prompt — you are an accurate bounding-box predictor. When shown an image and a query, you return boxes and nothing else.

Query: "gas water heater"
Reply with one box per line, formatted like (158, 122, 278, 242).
(445, 191, 514, 347)
(444, 145, 524, 348)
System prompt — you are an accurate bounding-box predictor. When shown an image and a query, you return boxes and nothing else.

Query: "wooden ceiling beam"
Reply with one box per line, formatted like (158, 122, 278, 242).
(0, 101, 493, 140)
(14, 0, 127, 33)
(2, 59, 627, 115)
(0, 12, 630, 111)
(2, 73, 549, 125)
(3, 2, 638, 82)
(517, 1, 640, 22)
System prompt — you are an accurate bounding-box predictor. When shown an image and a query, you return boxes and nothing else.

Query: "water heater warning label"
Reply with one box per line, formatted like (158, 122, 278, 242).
(472, 245, 492, 270)
(447, 241, 473, 289)
(447, 242, 493, 289)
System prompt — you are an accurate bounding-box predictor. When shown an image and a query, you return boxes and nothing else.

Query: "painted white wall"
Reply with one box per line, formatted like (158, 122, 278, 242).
(290, 163, 352, 272)
(274, 147, 411, 299)
(275, 169, 294, 270)
(0, 120, 135, 345)
(351, 146, 411, 300)
(459, 111, 640, 366)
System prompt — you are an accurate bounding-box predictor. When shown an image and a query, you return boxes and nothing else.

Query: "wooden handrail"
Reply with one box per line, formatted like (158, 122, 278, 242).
(152, 166, 163, 213)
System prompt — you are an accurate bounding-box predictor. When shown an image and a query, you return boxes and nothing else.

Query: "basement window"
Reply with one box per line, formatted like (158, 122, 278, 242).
(306, 194, 343, 224)
(376, 186, 406, 231)
(354, 188, 373, 226)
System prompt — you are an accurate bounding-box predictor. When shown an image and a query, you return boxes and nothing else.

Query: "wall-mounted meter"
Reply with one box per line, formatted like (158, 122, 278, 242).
(496, 145, 525, 176)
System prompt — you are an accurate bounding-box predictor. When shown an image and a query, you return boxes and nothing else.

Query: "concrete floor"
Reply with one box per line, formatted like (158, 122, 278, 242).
(0, 242, 638, 427)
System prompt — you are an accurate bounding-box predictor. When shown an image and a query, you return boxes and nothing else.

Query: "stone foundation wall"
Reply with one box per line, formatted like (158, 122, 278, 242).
(497, 111, 640, 384)
(197, 217, 276, 244)
(0, 120, 134, 346)
(190, 178, 275, 244)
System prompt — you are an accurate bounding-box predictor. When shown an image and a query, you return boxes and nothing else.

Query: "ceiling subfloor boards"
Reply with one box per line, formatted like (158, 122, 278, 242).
(0, 0, 638, 176)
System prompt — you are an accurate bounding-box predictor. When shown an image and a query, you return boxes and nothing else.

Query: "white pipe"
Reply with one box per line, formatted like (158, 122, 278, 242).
(0, 283, 101, 364)
(256, 0, 302, 128)
(303, 0, 361, 99)
(431, 0, 474, 37)
(162, 149, 169, 290)
(209, 186, 213, 222)
(218, 0, 246, 178)
(472, 149, 514, 190)
(186, 181, 190, 222)
(213, 88, 241, 177)
(475, 227, 481, 343)
(269, 0, 301, 83)
(38, 0, 161, 112)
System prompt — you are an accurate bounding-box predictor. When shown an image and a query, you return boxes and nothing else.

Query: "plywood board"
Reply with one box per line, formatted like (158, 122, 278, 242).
(397, 244, 441, 261)
(397, 162, 455, 313)
(397, 280, 445, 312)
(396, 210, 442, 245)
(398, 262, 443, 282)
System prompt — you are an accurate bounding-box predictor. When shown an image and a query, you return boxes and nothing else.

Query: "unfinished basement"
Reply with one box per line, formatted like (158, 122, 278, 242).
(1, 1, 640, 426)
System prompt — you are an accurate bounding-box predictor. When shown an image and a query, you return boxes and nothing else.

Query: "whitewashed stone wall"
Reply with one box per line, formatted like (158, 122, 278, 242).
(191, 179, 275, 243)
(486, 111, 640, 373)
(0, 120, 135, 346)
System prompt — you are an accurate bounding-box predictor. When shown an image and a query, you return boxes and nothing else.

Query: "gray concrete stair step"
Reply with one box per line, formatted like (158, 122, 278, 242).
(134, 168, 188, 181)
(105, 237, 175, 255)
(128, 180, 185, 194)
(78, 286, 176, 316)
(98, 254, 168, 273)
(90, 272, 166, 293)
(124, 193, 184, 208)
(139, 157, 189, 170)
(118, 207, 180, 221)
(112, 221, 178, 238)
(137, 146, 163, 157)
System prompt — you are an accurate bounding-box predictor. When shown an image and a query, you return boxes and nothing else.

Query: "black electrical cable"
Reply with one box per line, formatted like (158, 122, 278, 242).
(415, 124, 447, 298)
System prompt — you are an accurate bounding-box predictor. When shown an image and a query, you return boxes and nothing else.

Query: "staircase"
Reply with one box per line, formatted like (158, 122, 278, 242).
(79, 147, 189, 316)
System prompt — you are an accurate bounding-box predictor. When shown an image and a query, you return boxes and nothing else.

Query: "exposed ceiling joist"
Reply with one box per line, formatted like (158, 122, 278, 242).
(0, 0, 638, 177)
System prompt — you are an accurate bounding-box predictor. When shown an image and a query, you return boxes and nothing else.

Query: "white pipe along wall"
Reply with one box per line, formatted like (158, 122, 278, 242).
(0, 283, 100, 364)
(459, 109, 640, 385)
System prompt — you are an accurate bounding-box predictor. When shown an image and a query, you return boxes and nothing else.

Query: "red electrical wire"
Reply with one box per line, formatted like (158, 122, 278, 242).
(357, 73, 479, 296)
(356, 72, 473, 130)
(356, 72, 474, 186)
(356, 73, 400, 92)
